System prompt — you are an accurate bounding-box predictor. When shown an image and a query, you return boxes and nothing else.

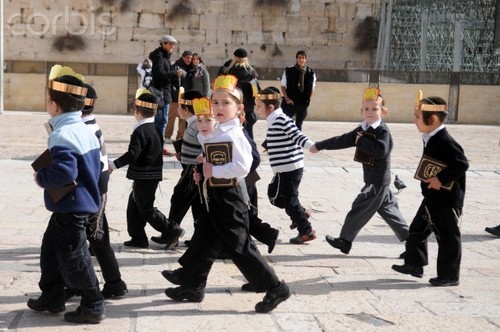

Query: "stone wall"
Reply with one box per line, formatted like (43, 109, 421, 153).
(3, 0, 376, 69)
(4, 1, 499, 124)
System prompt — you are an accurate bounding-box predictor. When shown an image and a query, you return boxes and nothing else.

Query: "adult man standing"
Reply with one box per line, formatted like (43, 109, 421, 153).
(166, 50, 193, 143)
(280, 50, 317, 131)
(148, 35, 183, 152)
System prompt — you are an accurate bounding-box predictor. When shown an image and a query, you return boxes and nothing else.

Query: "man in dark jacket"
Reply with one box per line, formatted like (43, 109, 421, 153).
(167, 50, 193, 142)
(280, 50, 317, 131)
(148, 35, 182, 146)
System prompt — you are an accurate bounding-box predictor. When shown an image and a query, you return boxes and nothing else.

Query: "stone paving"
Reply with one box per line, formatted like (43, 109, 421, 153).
(0, 110, 499, 331)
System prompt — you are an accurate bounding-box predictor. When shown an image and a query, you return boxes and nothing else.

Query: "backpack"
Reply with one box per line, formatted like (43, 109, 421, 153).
(142, 69, 152, 89)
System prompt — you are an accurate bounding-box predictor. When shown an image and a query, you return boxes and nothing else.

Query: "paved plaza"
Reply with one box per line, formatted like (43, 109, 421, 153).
(0, 110, 499, 331)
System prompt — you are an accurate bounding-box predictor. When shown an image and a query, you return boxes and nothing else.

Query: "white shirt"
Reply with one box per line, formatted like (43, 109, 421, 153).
(422, 124, 445, 147)
(360, 119, 381, 131)
(199, 118, 252, 181)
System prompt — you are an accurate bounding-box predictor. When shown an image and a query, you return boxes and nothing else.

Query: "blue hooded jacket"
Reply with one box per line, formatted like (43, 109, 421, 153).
(36, 111, 101, 213)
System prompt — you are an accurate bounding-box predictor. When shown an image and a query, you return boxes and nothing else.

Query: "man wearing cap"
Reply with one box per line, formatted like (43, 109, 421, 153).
(280, 50, 316, 131)
(148, 35, 183, 147)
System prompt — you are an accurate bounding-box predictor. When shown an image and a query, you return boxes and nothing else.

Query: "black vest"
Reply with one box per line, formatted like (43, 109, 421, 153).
(284, 66, 314, 105)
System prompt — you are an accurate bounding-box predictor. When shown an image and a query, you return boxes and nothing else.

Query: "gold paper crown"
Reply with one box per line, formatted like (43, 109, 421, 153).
(84, 98, 95, 107)
(134, 88, 158, 110)
(47, 65, 87, 96)
(193, 97, 213, 117)
(256, 92, 281, 100)
(214, 75, 238, 91)
(416, 90, 448, 112)
(362, 88, 381, 101)
(178, 87, 193, 105)
(213, 75, 242, 102)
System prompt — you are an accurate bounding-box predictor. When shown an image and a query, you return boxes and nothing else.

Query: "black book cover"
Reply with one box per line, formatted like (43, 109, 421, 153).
(414, 154, 454, 191)
(204, 142, 237, 187)
(354, 131, 376, 166)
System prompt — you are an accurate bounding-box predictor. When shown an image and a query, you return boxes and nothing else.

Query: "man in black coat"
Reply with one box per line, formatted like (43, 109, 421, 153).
(148, 35, 182, 144)
(280, 50, 317, 131)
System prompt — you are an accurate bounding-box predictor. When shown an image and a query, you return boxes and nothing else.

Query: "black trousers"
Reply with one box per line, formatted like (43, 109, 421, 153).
(126, 179, 168, 242)
(168, 164, 201, 226)
(247, 183, 276, 246)
(178, 184, 280, 292)
(39, 212, 104, 315)
(405, 203, 462, 280)
(279, 168, 312, 234)
(243, 105, 257, 139)
(87, 194, 122, 283)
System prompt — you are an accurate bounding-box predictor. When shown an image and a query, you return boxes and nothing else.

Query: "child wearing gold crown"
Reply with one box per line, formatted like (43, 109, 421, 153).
(151, 89, 204, 249)
(163, 75, 291, 313)
(392, 92, 469, 287)
(108, 89, 170, 249)
(255, 86, 317, 245)
(311, 88, 409, 255)
(28, 65, 105, 324)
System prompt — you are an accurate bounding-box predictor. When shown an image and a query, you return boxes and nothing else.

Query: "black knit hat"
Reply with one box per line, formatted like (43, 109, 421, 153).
(233, 48, 248, 58)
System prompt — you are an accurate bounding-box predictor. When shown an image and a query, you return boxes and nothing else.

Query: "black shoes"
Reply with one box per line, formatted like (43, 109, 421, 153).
(151, 225, 185, 250)
(429, 277, 459, 287)
(101, 279, 128, 299)
(391, 264, 424, 278)
(27, 297, 66, 313)
(399, 251, 406, 259)
(255, 281, 291, 313)
(267, 229, 279, 254)
(290, 230, 317, 244)
(64, 306, 105, 324)
(123, 239, 149, 248)
(161, 269, 182, 285)
(325, 235, 352, 254)
(485, 225, 500, 237)
(164, 286, 205, 302)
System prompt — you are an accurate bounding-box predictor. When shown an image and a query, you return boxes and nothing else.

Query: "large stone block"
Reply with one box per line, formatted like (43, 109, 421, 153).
(356, 4, 374, 19)
(199, 14, 219, 31)
(247, 31, 265, 45)
(113, 12, 139, 28)
(138, 13, 164, 29)
(262, 16, 288, 32)
(300, 2, 329, 17)
(3, 73, 45, 112)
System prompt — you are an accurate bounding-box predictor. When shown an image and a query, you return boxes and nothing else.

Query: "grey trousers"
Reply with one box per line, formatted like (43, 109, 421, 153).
(339, 184, 409, 242)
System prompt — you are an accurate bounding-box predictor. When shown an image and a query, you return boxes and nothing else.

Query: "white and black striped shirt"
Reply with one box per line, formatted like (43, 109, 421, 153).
(265, 108, 314, 174)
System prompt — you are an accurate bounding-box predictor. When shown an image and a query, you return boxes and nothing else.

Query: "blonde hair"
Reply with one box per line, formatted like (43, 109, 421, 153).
(224, 56, 253, 74)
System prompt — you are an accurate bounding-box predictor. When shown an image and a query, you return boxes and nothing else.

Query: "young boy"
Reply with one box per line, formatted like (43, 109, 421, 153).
(311, 88, 408, 254)
(28, 65, 105, 324)
(151, 89, 204, 249)
(109, 89, 170, 248)
(392, 91, 469, 286)
(78, 83, 127, 298)
(163, 75, 291, 313)
(240, 111, 280, 254)
(254, 87, 316, 244)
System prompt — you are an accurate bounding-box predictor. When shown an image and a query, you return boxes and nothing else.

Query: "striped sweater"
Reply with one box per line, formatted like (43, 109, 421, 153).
(265, 108, 314, 174)
(180, 116, 202, 165)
